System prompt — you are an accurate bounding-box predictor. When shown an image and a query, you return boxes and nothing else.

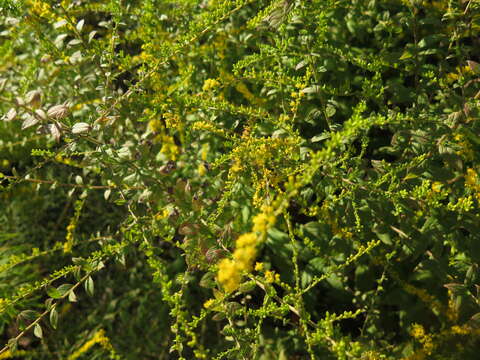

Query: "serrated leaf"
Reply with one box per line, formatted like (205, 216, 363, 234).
(49, 308, 58, 329)
(35, 109, 47, 120)
(22, 116, 39, 130)
(34, 323, 43, 338)
(85, 276, 94, 297)
(47, 123, 61, 142)
(4, 108, 17, 121)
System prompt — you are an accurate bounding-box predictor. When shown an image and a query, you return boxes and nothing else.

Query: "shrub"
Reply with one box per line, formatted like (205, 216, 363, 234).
(1, 0, 480, 359)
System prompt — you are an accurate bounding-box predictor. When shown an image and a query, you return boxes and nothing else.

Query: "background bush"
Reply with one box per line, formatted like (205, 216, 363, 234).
(1, 0, 480, 359)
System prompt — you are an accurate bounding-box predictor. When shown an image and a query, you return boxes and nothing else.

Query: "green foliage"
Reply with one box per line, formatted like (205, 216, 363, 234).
(1, 0, 480, 359)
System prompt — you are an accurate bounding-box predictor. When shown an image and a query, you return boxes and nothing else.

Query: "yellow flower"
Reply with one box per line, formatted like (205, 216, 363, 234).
(148, 119, 163, 133)
(198, 163, 207, 176)
(230, 158, 243, 173)
(217, 258, 241, 292)
(201, 144, 209, 161)
(265, 270, 279, 283)
(252, 212, 276, 233)
(431, 181, 442, 192)
(160, 135, 179, 160)
(465, 168, 478, 187)
(411, 324, 425, 339)
(203, 299, 215, 309)
(236, 232, 257, 248)
(254, 262, 264, 271)
(202, 78, 220, 92)
(233, 246, 256, 271)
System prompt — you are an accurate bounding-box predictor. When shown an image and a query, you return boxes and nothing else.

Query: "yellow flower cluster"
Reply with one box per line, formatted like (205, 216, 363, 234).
(218, 232, 257, 292)
(0, 350, 29, 359)
(454, 134, 475, 160)
(160, 134, 179, 161)
(154, 208, 170, 221)
(68, 329, 114, 360)
(202, 78, 220, 92)
(28, 0, 52, 18)
(265, 270, 280, 283)
(431, 181, 442, 193)
(252, 206, 276, 234)
(148, 118, 163, 133)
(410, 324, 434, 355)
(64, 200, 84, 253)
(197, 162, 207, 176)
(217, 206, 276, 292)
(465, 168, 480, 201)
(229, 158, 244, 175)
(203, 299, 215, 309)
(217, 258, 242, 293)
(201, 144, 209, 161)
(55, 154, 82, 168)
(192, 121, 228, 138)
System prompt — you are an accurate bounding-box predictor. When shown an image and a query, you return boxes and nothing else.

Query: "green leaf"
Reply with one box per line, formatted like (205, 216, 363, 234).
(325, 104, 336, 117)
(301, 85, 321, 94)
(34, 323, 43, 339)
(46, 286, 62, 299)
(200, 272, 216, 288)
(238, 281, 256, 293)
(49, 308, 58, 329)
(57, 284, 73, 297)
(469, 312, 480, 328)
(69, 290, 78, 302)
(7, 338, 18, 352)
(85, 276, 94, 297)
(311, 133, 330, 142)
(18, 310, 38, 322)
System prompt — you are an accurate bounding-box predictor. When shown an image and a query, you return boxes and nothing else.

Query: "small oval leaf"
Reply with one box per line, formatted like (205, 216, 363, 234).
(34, 323, 43, 339)
(50, 308, 58, 329)
(85, 276, 94, 297)
(22, 116, 40, 130)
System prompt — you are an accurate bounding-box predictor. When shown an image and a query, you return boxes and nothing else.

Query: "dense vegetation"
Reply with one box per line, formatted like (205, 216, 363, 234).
(1, 0, 480, 359)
